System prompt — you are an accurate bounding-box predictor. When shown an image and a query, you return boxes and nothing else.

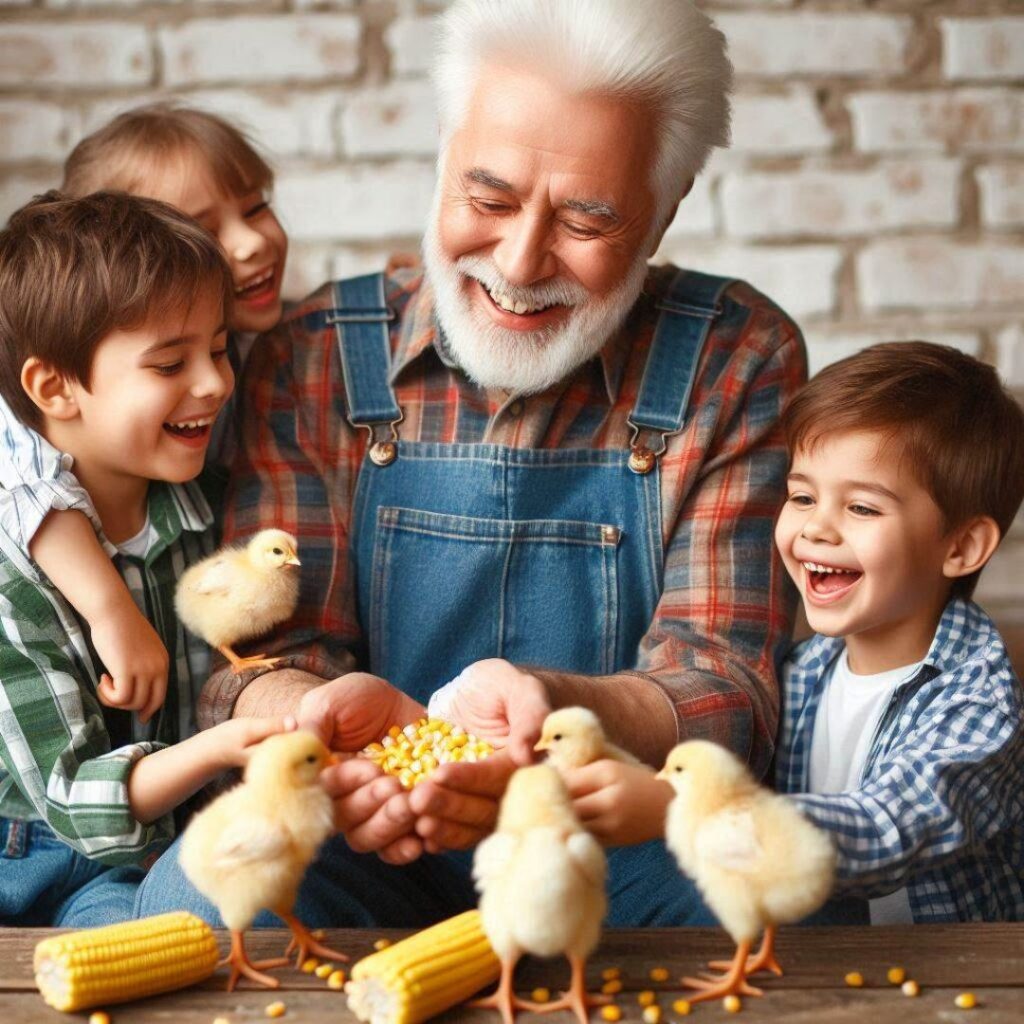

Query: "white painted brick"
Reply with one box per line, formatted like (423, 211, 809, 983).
(274, 161, 437, 242)
(721, 160, 960, 240)
(996, 323, 1024, 389)
(660, 175, 716, 239)
(0, 172, 61, 226)
(715, 13, 911, 78)
(0, 101, 78, 164)
(977, 163, 1024, 229)
(859, 240, 1024, 312)
(329, 246, 413, 281)
(0, 23, 152, 88)
(942, 17, 1024, 83)
(386, 16, 438, 78)
(161, 16, 360, 87)
(342, 80, 438, 158)
(803, 330, 981, 377)
(730, 91, 832, 155)
(294, 0, 357, 8)
(281, 244, 332, 301)
(850, 89, 1023, 154)
(653, 243, 842, 320)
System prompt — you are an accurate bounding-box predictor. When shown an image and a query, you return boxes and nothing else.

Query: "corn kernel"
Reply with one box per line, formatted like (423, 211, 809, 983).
(373, 938, 391, 951)
(845, 971, 864, 987)
(649, 966, 669, 982)
(642, 1006, 661, 1023)
(955, 993, 977, 1010)
(902, 980, 920, 997)
(531, 988, 550, 1003)
(265, 1002, 286, 1019)
(600, 1007, 622, 1022)
(213, 1018, 231, 1024)
(89, 1014, 111, 1024)
(327, 969, 347, 990)
(601, 967, 621, 981)
(315, 962, 334, 978)
(301, 958, 319, 973)
(602, 979, 623, 995)
(723, 994, 742, 1013)
(638, 990, 656, 1006)
(888, 966, 906, 985)
(672, 999, 692, 1015)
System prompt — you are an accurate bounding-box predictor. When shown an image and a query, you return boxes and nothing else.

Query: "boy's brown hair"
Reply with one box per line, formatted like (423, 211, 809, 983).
(62, 103, 273, 200)
(0, 190, 234, 429)
(781, 340, 1024, 597)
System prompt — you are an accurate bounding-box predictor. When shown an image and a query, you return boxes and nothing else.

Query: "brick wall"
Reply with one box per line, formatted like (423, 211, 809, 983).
(1, 0, 1022, 655)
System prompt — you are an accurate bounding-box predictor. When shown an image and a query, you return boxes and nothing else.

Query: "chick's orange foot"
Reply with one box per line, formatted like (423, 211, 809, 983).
(217, 645, 283, 675)
(708, 926, 783, 978)
(279, 911, 350, 967)
(220, 929, 289, 992)
(519, 956, 610, 1024)
(682, 940, 765, 1003)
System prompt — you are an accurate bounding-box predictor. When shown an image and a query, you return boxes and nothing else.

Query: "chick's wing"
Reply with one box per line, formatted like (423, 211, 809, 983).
(472, 831, 519, 891)
(566, 830, 606, 888)
(189, 555, 238, 597)
(694, 806, 764, 874)
(212, 816, 292, 869)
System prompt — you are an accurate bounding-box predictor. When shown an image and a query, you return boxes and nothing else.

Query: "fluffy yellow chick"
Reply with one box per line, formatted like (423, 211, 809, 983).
(175, 529, 300, 673)
(534, 706, 641, 771)
(179, 731, 348, 991)
(657, 741, 835, 1003)
(471, 764, 609, 1024)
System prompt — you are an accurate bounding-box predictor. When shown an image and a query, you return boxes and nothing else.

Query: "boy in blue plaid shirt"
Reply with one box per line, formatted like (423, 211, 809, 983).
(774, 341, 1024, 923)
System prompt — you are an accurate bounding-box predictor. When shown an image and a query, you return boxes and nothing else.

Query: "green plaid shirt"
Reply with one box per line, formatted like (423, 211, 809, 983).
(0, 480, 216, 865)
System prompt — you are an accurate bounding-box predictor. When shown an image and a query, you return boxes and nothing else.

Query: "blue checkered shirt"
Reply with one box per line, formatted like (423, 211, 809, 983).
(776, 598, 1024, 922)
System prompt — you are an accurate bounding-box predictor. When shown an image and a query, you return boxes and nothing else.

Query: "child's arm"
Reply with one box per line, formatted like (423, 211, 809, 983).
(562, 759, 673, 846)
(30, 509, 169, 723)
(127, 716, 295, 825)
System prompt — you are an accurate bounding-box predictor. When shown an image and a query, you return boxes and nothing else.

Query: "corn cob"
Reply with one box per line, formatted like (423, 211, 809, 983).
(346, 910, 500, 1024)
(34, 911, 219, 1012)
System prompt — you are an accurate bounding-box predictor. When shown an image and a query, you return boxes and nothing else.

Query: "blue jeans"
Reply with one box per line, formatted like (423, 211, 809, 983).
(0, 818, 144, 927)
(136, 834, 712, 928)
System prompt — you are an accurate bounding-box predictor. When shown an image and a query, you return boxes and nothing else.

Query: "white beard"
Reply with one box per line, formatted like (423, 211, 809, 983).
(423, 219, 650, 396)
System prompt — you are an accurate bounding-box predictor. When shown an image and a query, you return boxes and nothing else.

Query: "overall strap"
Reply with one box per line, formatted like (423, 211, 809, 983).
(626, 269, 734, 473)
(302, 273, 402, 464)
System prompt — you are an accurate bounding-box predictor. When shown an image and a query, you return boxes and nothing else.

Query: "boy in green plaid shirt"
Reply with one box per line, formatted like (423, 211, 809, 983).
(0, 192, 288, 927)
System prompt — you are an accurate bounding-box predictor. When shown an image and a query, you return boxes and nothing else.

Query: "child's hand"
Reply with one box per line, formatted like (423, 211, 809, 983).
(92, 602, 170, 725)
(207, 715, 299, 771)
(563, 759, 673, 847)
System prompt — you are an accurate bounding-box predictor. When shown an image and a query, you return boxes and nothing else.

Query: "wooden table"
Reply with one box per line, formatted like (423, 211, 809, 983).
(2, 925, 1021, 1022)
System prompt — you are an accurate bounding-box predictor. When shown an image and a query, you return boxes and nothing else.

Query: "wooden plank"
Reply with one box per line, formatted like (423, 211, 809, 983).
(1, 986, 1021, 1024)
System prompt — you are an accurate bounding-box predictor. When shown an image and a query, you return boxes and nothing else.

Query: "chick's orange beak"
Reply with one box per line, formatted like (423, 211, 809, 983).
(285, 554, 301, 567)
(326, 753, 341, 767)
(533, 738, 550, 752)
(655, 768, 669, 781)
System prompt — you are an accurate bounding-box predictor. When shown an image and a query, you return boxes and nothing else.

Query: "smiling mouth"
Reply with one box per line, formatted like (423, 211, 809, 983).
(802, 560, 863, 600)
(236, 265, 276, 301)
(476, 279, 565, 318)
(163, 416, 214, 441)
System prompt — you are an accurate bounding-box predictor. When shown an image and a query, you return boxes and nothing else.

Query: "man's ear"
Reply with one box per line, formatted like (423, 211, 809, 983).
(943, 515, 1001, 582)
(647, 178, 695, 256)
(20, 357, 78, 421)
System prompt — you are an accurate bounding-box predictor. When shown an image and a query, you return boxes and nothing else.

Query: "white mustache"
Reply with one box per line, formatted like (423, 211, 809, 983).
(456, 255, 589, 311)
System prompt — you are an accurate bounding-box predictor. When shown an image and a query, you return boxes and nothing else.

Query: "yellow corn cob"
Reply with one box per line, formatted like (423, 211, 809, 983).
(346, 910, 500, 1024)
(34, 911, 219, 1012)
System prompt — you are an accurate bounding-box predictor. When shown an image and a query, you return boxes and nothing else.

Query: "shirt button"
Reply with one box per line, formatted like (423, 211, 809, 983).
(508, 399, 524, 418)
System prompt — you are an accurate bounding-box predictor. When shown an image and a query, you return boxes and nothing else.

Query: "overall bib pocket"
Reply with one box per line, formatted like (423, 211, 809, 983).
(370, 506, 621, 702)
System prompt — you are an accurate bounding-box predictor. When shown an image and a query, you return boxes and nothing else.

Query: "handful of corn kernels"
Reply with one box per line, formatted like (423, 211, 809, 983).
(359, 718, 494, 788)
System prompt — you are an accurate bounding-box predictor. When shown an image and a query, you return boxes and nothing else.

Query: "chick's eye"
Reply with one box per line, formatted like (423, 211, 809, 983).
(675, 765, 684, 773)
(272, 547, 283, 555)
(552, 733, 562, 741)
(305, 755, 317, 764)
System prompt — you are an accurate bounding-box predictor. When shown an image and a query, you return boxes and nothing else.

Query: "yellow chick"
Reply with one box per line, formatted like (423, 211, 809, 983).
(534, 706, 642, 771)
(175, 529, 300, 673)
(657, 741, 835, 1003)
(179, 731, 348, 991)
(471, 764, 609, 1024)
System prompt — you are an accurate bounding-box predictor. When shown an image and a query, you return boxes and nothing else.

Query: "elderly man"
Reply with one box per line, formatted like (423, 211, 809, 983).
(138, 0, 805, 927)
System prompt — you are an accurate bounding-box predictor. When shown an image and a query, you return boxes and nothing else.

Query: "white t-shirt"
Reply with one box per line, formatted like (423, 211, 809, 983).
(115, 518, 151, 560)
(808, 648, 922, 925)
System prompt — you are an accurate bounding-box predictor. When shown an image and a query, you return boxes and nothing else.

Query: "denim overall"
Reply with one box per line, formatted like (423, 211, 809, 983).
(137, 269, 729, 928)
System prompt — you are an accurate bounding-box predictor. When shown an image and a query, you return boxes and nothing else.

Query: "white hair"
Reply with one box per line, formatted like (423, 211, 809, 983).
(432, 0, 732, 218)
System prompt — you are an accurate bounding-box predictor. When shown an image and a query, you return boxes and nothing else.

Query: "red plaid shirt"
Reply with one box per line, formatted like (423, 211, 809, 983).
(201, 260, 806, 775)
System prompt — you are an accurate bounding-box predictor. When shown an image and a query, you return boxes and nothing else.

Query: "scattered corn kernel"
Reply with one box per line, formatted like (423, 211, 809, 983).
(213, 1018, 231, 1024)
(312, 929, 326, 940)
(531, 988, 550, 1003)
(602, 967, 621, 981)
(315, 962, 334, 978)
(902, 980, 920, 997)
(955, 993, 977, 1010)
(724, 994, 742, 1013)
(265, 1003, 286, 1019)
(649, 966, 670, 982)
(887, 966, 906, 985)
(600, 1007, 622, 1022)
(359, 718, 493, 787)
(638, 990, 656, 1006)
(327, 969, 347, 990)
(602, 979, 623, 995)
(301, 958, 319, 973)
(845, 971, 865, 987)
(89, 1014, 110, 1024)
(642, 1006, 662, 1024)
(672, 999, 692, 1016)
(373, 938, 391, 951)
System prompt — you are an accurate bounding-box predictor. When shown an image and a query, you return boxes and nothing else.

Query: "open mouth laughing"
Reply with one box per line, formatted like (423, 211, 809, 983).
(802, 560, 863, 602)
(163, 416, 215, 446)
(235, 265, 277, 305)
(473, 279, 569, 328)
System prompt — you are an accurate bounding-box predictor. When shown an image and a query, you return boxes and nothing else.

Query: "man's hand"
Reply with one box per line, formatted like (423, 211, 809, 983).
(297, 672, 425, 753)
(443, 659, 552, 766)
(408, 749, 518, 853)
(93, 601, 170, 724)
